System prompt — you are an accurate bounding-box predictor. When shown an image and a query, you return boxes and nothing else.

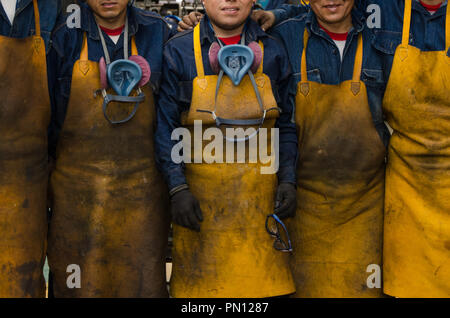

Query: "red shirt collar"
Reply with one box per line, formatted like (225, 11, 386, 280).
(99, 25, 125, 36)
(218, 34, 242, 45)
(319, 24, 348, 41)
(419, 0, 442, 12)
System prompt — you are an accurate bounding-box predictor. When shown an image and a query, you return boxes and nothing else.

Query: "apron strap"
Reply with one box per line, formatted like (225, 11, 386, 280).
(446, 1, 450, 51)
(131, 37, 138, 56)
(80, 32, 88, 61)
(300, 29, 310, 95)
(78, 32, 90, 75)
(32, 0, 40, 37)
(194, 24, 205, 78)
(351, 33, 363, 95)
(401, 0, 413, 47)
(300, 28, 363, 96)
(256, 40, 264, 74)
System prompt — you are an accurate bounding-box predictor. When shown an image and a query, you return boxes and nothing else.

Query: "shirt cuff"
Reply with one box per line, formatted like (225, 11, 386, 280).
(271, 9, 287, 25)
(277, 165, 296, 185)
(167, 166, 188, 192)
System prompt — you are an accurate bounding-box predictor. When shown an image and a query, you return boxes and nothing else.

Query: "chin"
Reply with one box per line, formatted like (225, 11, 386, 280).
(217, 17, 246, 29)
(321, 14, 346, 24)
(97, 9, 120, 18)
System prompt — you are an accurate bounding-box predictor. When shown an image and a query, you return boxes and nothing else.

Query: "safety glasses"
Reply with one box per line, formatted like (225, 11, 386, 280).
(265, 214, 293, 253)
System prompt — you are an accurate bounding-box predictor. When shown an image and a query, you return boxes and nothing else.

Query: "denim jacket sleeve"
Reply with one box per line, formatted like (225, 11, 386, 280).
(272, 36, 297, 185)
(272, 3, 309, 25)
(154, 39, 189, 191)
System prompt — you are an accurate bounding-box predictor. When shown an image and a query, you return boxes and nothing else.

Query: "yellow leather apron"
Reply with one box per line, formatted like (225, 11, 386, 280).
(48, 34, 170, 297)
(170, 24, 295, 298)
(0, 0, 49, 297)
(292, 30, 386, 297)
(382, 0, 450, 297)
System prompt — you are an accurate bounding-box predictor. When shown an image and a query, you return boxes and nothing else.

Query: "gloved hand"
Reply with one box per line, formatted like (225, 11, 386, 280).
(274, 183, 297, 219)
(170, 189, 203, 232)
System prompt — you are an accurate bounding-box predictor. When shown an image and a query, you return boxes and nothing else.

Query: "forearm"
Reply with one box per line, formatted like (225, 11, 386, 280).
(272, 3, 309, 25)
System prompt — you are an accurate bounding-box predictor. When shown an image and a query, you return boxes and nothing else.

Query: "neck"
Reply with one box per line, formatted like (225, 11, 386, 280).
(93, 10, 127, 29)
(420, 0, 443, 5)
(316, 15, 353, 34)
(210, 21, 245, 38)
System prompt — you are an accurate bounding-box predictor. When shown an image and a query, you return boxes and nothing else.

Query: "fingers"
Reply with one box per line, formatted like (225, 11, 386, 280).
(184, 199, 203, 232)
(171, 193, 203, 232)
(194, 199, 203, 223)
(274, 189, 296, 219)
(184, 209, 201, 232)
(259, 14, 275, 32)
(177, 20, 192, 32)
(251, 11, 276, 32)
(274, 199, 289, 218)
(177, 12, 204, 31)
(173, 206, 199, 231)
(275, 198, 295, 219)
(192, 11, 203, 23)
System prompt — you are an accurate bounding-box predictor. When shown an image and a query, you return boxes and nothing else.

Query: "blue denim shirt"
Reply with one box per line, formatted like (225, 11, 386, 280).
(47, 2, 172, 158)
(272, 0, 449, 74)
(0, 0, 60, 50)
(154, 15, 297, 191)
(270, 8, 390, 148)
(365, 0, 449, 72)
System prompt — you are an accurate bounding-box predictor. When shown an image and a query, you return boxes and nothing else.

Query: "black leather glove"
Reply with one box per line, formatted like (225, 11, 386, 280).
(170, 189, 203, 232)
(274, 183, 297, 219)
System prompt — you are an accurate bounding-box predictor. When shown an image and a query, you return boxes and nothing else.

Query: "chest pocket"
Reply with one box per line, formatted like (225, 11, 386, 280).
(293, 68, 322, 91)
(372, 29, 403, 55)
(302, 68, 322, 84)
(361, 68, 385, 91)
(178, 81, 193, 111)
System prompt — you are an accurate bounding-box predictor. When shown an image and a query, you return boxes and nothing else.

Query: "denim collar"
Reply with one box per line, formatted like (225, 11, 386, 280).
(413, 0, 448, 18)
(199, 13, 268, 45)
(1, 0, 32, 23)
(16, 0, 32, 14)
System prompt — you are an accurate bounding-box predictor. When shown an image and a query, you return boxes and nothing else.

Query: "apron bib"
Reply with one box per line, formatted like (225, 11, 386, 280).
(0, 0, 50, 297)
(382, 0, 450, 297)
(292, 30, 386, 297)
(170, 24, 295, 298)
(48, 34, 170, 297)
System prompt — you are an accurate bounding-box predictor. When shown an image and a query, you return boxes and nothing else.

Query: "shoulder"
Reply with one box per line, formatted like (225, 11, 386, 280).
(271, 15, 307, 37)
(162, 28, 194, 70)
(50, 17, 83, 58)
(37, 0, 61, 13)
(132, 6, 169, 29)
(165, 28, 194, 49)
(273, 14, 307, 31)
(270, 15, 307, 47)
(260, 33, 288, 57)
